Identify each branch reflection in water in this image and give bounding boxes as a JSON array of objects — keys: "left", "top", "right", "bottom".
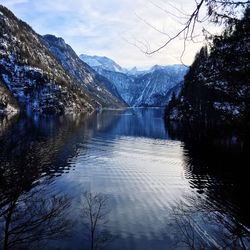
[
  {"left": 81, "top": 191, "right": 113, "bottom": 250},
  {"left": 169, "top": 197, "right": 250, "bottom": 250},
  {"left": 166, "top": 121, "right": 250, "bottom": 250},
  {"left": 0, "top": 109, "right": 249, "bottom": 249},
  {"left": 0, "top": 180, "right": 73, "bottom": 250},
  {"left": 0, "top": 112, "right": 119, "bottom": 250}
]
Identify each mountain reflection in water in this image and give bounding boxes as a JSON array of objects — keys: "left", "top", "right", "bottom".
[{"left": 0, "top": 109, "right": 249, "bottom": 250}]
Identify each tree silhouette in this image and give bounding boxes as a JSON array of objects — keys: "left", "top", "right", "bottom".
[
  {"left": 170, "top": 198, "right": 250, "bottom": 249},
  {"left": 0, "top": 183, "right": 73, "bottom": 250},
  {"left": 81, "top": 192, "right": 113, "bottom": 250}
]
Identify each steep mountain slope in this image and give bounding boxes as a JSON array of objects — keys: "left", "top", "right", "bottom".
[
  {"left": 0, "top": 5, "right": 94, "bottom": 114},
  {"left": 94, "top": 73, "right": 125, "bottom": 102},
  {"left": 0, "top": 5, "right": 124, "bottom": 115},
  {"left": 42, "top": 35, "right": 126, "bottom": 109},
  {"left": 165, "top": 8, "right": 250, "bottom": 125},
  {"left": 0, "top": 80, "right": 19, "bottom": 116},
  {"left": 80, "top": 54, "right": 187, "bottom": 107},
  {"left": 92, "top": 68, "right": 138, "bottom": 105}
]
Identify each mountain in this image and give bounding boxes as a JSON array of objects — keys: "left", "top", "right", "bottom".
[
  {"left": 133, "top": 66, "right": 187, "bottom": 107},
  {"left": 80, "top": 54, "right": 187, "bottom": 107},
  {"left": 165, "top": 8, "right": 250, "bottom": 126},
  {"left": 0, "top": 5, "right": 125, "bottom": 115},
  {"left": 91, "top": 68, "right": 137, "bottom": 105},
  {"left": 94, "top": 73, "right": 125, "bottom": 103},
  {"left": 79, "top": 54, "right": 125, "bottom": 73},
  {"left": 127, "top": 67, "right": 139, "bottom": 76},
  {"left": 42, "top": 35, "right": 127, "bottom": 108}
]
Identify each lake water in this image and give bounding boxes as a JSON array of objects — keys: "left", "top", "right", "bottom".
[{"left": 0, "top": 108, "right": 249, "bottom": 250}]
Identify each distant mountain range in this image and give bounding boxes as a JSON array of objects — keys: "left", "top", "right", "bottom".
[{"left": 80, "top": 54, "right": 188, "bottom": 107}]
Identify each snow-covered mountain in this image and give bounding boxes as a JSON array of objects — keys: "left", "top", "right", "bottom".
[
  {"left": 133, "top": 67, "right": 187, "bottom": 107},
  {"left": 79, "top": 54, "right": 125, "bottom": 73},
  {"left": 80, "top": 55, "right": 188, "bottom": 107},
  {"left": 0, "top": 5, "right": 125, "bottom": 115},
  {"left": 94, "top": 69, "right": 138, "bottom": 105}
]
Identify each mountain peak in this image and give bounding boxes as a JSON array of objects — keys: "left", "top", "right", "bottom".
[
  {"left": 130, "top": 66, "right": 138, "bottom": 72},
  {"left": 43, "top": 34, "right": 67, "bottom": 49},
  {"left": 79, "top": 54, "right": 124, "bottom": 73},
  {"left": 150, "top": 65, "right": 165, "bottom": 71}
]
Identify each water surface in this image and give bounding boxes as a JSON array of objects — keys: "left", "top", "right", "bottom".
[{"left": 0, "top": 109, "right": 249, "bottom": 249}]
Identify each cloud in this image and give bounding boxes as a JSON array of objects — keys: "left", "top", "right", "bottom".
[
  {"left": 0, "top": 0, "right": 218, "bottom": 68},
  {"left": 1, "top": 0, "right": 28, "bottom": 5}
]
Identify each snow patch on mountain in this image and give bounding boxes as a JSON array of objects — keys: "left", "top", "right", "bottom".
[{"left": 0, "top": 80, "right": 19, "bottom": 116}]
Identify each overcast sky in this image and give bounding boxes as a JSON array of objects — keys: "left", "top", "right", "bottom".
[{"left": 1, "top": 0, "right": 219, "bottom": 68}]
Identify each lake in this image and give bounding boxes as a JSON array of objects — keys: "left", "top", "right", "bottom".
[{"left": 0, "top": 108, "right": 249, "bottom": 250}]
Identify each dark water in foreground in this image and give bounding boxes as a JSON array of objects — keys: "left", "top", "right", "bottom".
[{"left": 0, "top": 108, "right": 249, "bottom": 250}]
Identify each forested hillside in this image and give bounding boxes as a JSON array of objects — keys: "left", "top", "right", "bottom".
[{"left": 165, "top": 8, "right": 250, "bottom": 126}]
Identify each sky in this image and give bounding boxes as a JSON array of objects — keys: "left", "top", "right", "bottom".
[{"left": 0, "top": 0, "right": 220, "bottom": 68}]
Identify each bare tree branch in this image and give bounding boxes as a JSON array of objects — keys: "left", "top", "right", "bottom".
[
  {"left": 148, "top": 0, "right": 189, "bottom": 20},
  {"left": 134, "top": 12, "right": 171, "bottom": 37},
  {"left": 145, "top": 0, "right": 206, "bottom": 55},
  {"left": 130, "top": 0, "right": 249, "bottom": 62},
  {"left": 81, "top": 192, "right": 113, "bottom": 250}
]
